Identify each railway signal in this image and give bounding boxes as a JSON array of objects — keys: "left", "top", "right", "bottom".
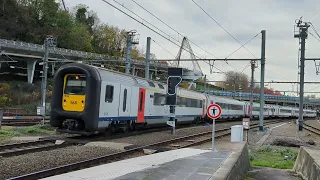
[
  {"left": 166, "top": 68, "right": 182, "bottom": 135},
  {"left": 167, "top": 76, "right": 182, "bottom": 96},
  {"left": 206, "top": 103, "right": 222, "bottom": 151}
]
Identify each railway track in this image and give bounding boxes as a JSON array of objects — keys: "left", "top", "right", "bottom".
[
  {"left": 303, "top": 122, "right": 320, "bottom": 135},
  {"left": 45, "top": 119, "right": 279, "bottom": 145},
  {"left": 1, "top": 116, "right": 50, "bottom": 126},
  {"left": 1, "top": 119, "right": 50, "bottom": 126},
  {"left": 0, "top": 139, "right": 75, "bottom": 157},
  {"left": 8, "top": 119, "right": 284, "bottom": 180}
]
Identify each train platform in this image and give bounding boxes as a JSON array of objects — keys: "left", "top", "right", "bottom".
[{"left": 41, "top": 141, "right": 249, "bottom": 180}]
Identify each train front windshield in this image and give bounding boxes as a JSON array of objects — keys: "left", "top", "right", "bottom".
[{"left": 64, "top": 75, "right": 86, "bottom": 95}]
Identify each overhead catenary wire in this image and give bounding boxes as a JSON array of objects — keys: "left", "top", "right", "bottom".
[
  {"left": 103, "top": 0, "right": 290, "bottom": 92},
  {"left": 152, "top": 39, "right": 176, "bottom": 58},
  {"left": 131, "top": 0, "right": 262, "bottom": 75},
  {"left": 101, "top": 0, "right": 227, "bottom": 74},
  {"left": 131, "top": 0, "right": 219, "bottom": 59},
  {"left": 191, "top": 0, "right": 257, "bottom": 58},
  {"left": 112, "top": 0, "right": 179, "bottom": 43},
  {"left": 131, "top": 0, "right": 260, "bottom": 75}
]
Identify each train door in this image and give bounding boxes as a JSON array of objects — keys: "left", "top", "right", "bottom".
[
  {"left": 273, "top": 107, "right": 276, "bottom": 117},
  {"left": 202, "top": 98, "right": 206, "bottom": 118},
  {"left": 118, "top": 85, "right": 131, "bottom": 117},
  {"left": 137, "top": 88, "right": 146, "bottom": 123},
  {"left": 99, "top": 81, "right": 120, "bottom": 118}
]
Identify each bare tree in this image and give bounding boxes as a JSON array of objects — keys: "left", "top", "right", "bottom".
[{"left": 222, "top": 71, "right": 249, "bottom": 92}]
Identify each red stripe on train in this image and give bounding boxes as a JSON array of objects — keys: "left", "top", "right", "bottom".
[{"left": 137, "top": 88, "right": 146, "bottom": 123}]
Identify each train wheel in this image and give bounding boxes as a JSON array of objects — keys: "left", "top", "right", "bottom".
[
  {"left": 130, "top": 120, "right": 135, "bottom": 130},
  {"left": 105, "top": 122, "right": 115, "bottom": 136},
  {"left": 123, "top": 121, "right": 132, "bottom": 134}
]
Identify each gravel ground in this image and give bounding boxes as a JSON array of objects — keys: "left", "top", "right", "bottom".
[
  {"left": 0, "top": 119, "right": 287, "bottom": 180},
  {"left": 262, "top": 120, "right": 320, "bottom": 148},
  {"left": 191, "top": 121, "right": 290, "bottom": 150},
  {"left": 0, "top": 145, "right": 121, "bottom": 180},
  {"left": 109, "top": 121, "right": 243, "bottom": 146},
  {"left": 305, "top": 119, "right": 320, "bottom": 130}
]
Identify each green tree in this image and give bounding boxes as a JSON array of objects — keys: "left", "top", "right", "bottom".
[
  {"left": 67, "top": 23, "right": 93, "bottom": 52},
  {"left": 92, "top": 24, "right": 126, "bottom": 57},
  {"left": 0, "top": 83, "right": 12, "bottom": 106},
  {"left": 74, "top": 4, "right": 98, "bottom": 34}
]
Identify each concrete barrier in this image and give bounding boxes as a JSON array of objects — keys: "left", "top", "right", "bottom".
[
  {"left": 293, "top": 146, "right": 320, "bottom": 180},
  {"left": 212, "top": 142, "right": 250, "bottom": 180}
]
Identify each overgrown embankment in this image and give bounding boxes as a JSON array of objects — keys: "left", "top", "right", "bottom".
[{"left": 0, "top": 80, "right": 53, "bottom": 114}]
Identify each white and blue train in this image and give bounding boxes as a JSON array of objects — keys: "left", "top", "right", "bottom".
[{"left": 50, "top": 63, "right": 317, "bottom": 135}]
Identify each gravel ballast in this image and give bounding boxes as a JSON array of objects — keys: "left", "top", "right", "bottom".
[
  {"left": 109, "top": 121, "right": 243, "bottom": 146},
  {"left": 0, "top": 119, "right": 278, "bottom": 179},
  {"left": 0, "top": 146, "right": 121, "bottom": 180},
  {"left": 261, "top": 120, "right": 320, "bottom": 148}
]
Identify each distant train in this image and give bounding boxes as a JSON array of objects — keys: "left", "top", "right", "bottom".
[{"left": 50, "top": 63, "right": 317, "bottom": 135}]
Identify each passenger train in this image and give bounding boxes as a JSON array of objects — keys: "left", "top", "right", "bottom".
[{"left": 50, "top": 63, "right": 317, "bottom": 135}]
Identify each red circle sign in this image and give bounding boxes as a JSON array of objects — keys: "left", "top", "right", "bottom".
[{"left": 207, "top": 104, "right": 222, "bottom": 119}]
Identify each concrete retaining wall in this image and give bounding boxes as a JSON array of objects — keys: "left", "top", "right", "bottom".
[
  {"left": 212, "top": 142, "right": 250, "bottom": 180},
  {"left": 293, "top": 146, "right": 320, "bottom": 180}
]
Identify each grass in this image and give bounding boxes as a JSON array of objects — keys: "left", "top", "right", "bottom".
[
  {"left": 249, "top": 145, "right": 299, "bottom": 169},
  {"left": 0, "top": 124, "right": 56, "bottom": 143}
]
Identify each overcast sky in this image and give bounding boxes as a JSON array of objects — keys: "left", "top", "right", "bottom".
[{"left": 65, "top": 0, "right": 320, "bottom": 97}]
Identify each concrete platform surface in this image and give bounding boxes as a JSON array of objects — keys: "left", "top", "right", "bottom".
[
  {"left": 293, "top": 146, "right": 320, "bottom": 180},
  {"left": 41, "top": 142, "right": 249, "bottom": 180},
  {"left": 41, "top": 148, "right": 211, "bottom": 180}
]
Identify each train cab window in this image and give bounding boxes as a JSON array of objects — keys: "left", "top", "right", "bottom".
[
  {"left": 123, "top": 89, "right": 127, "bottom": 112},
  {"left": 105, "top": 85, "right": 114, "bottom": 103},
  {"left": 64, "top": 75, "right": 86, "bottom": 95}
]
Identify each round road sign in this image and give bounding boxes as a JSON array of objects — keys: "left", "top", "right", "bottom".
[{"left": 207, "top": 104, "right": 222, "bottom": 119}]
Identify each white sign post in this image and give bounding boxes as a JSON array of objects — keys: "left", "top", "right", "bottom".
[
  {"left": 207, "top": 103, "right": 222, "bottom": 151},
  {"left": 243, "top": 118, "right": 250, "bottom": 142}
]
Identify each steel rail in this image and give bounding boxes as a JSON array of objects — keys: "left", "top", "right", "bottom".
[{"left": 7, "top": 120, "right": 284, "bottom": 180}]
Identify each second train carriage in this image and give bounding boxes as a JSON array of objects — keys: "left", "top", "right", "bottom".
[{"left": 50, "top": 63, "right": 317, "bottom": 135}]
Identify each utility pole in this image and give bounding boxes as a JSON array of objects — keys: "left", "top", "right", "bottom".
[
  {"left": 259, "top": 30, "right": 266, "bottom": 131},
  {"left": 250, "top": 60, "right": 255, "bottom": 121},
  {"left": 125, "top": 30, "right": 139, "bottom": 74},
  {"left": 145, "top": 37, "right": 151, "bottom": 79},
  {"left": 294, "top": 19, "right": 310, "bottom": 131},
  {"left": 204, "top": 75, "right": 207, "bottom": 90},
  {"left": 41, "top": 35, "right": 56, "bottom": 120}
]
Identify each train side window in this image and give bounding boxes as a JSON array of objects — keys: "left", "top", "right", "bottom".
[
  {"left": 147, "top": 81, "right": 155, "bottom": 87},
  {"left": 154, "top": 93, "right": 166, "bottom": 106},
  {"left": 158, "top": 84, "right": 164, "bottom": 89},
  {"left": 105, "top": 85, "right": 114, "bottom": 103},
  {"left": 123, "top": 89, "right": 127, "bottom": 112},
  {"left": 139, "top": 91, "right": 144, "bottom": 111}
]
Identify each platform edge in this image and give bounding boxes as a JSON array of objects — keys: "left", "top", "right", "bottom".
[{"left": 211, "top": 142, "right": 250, "bottom": 180}]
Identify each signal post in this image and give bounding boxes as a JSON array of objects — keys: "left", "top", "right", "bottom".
[
  {"left": 166, "top": 68, "right": 182, "bottom": 135},
  {"left": 206, "top": 103, "right": 222, "bottom": 151}
]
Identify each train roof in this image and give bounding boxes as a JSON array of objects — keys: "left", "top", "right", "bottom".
[{"left": 83, "top": 63, "right": 206, "bottom": 95}]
